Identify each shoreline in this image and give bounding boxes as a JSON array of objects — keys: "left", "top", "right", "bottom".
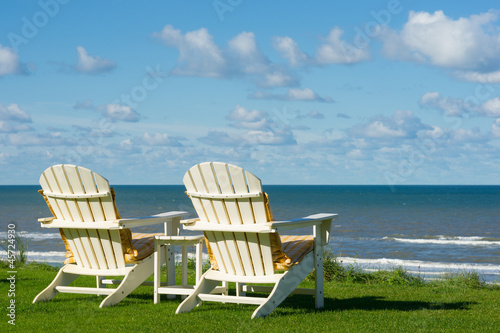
[
  {"left": 338, "top": 256, "right": 500, "bottom": 284},
  {"left": 4, "top": 250, "right": 498, "bottom": 284}
]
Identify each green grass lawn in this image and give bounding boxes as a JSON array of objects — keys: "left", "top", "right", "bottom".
[{"left": 1, "top": 262, "right": 499, "bottom": 332}]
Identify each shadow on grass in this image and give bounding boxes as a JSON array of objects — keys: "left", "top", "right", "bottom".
[
  {"left": 27, "top": 283, "right": 475, "bottom": 315},
  {"left": 280, "top": 294, "right": 475, "bottom": 313},
  {"left": 327, "top": 296, "right": 473, "bottom": 311}
]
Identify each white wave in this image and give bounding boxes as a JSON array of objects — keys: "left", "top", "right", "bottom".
[
  {"left": 337, "top": 256, "right": 500, "bottom": 282},
  {"left": 0, "top": 250, "right": 211, "bottom": 264},
  {"left": 0, "top": 250, "right": 66, "bottom": 263},
  {"left": 384, "top": 236, "right": 500, "bottom": 246},
  {"left": 22, "top": 232, "right": 61, "bottom": 240},
  {"left": 26, "top": 251, "right": 66, "bottom": 258},
  {"left": 338, "top": 257, "right": 499, "bottom": 270},
  {"left": 0, "top": 231, "right": 61, "bottom": 240}
]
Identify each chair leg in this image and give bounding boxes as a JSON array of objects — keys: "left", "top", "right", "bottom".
[
  {"left": 195, "top": 241, "right": 202, "bottom": 282},
  {"left": 154, "top": 239, "right": 162, "bottom": 304},
  {"left": 251, "top": 252, "right": 315, "bottom": 319},
  {"left": 314, "top": 243, "right": 324, "bottom": 309},
  {"left": 96, "top": 276, "right": 105, "bottom": 296},
  {"left": 166, "top": 244, "right": 176, "bottom": 300},
  {"left": 33, "top": 265, "right": 79, "bottom": 303},
  {"left": 182, "top": 245, "right": 188, "bottom": 285},
  {"left": 221, "top": 281, "right": 229, "bottom": 295},
  {"left": 236, "top": 283, "right": 245, "bottom": 297},
  {"left": 176, "top": 271, "right": 220, "bottom": 314},
  {"left": 96, "top": 276, "right": 105, "bottom": 288},
  {"left": 100, "top": 257, "right": 153, "bottom": 308}
]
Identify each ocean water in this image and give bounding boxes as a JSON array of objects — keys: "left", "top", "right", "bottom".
[{"left": 1, "top": 185, "right": 499, "bottom": 283}]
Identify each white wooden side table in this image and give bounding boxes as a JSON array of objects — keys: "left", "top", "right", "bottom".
[{"left": 153, "top": 235, "right": 204, "bottom": 303}]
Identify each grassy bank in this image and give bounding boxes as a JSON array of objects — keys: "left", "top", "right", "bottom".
[{"left": 1, "top": 259, "right": 499, "bottom": 332}]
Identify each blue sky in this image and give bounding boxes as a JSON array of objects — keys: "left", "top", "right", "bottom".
[{"left": 1, "top": 0, "right": 500, "bottom": 185}]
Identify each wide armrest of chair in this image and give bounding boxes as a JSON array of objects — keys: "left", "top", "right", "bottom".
[
  {"left": 39, "top": 211, "right": 187, "bottom": 230},
  {"left": 118, "top": 211, "right": 187, "bottom": 228},
  {"left": 268, "top": 213, "right": 337, "bottom": 232},
  {"left": 182, "top": 220, "right": 276, "bottom": 233},
  {"left": 39, "top": 217, "right": 56, "bottom": 224},
  {"left": 181, "top": 213, "right": 337, "bottom": 238},
  {"left": 270, "top": 213, "right": 337, "bottom": 246}
]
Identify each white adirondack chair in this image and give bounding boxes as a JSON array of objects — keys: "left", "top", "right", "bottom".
[
  {"left": 176, "top": 162, "right": 337, "bottom": 318},
  {"left": 32, "top": 164, "right": 188, "bottom": 307}
]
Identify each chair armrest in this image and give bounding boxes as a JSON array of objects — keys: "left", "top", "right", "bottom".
[
  {"left": 39, "top": 217, "right": 56, "bottom": 224},
  {"left": 269, "top": 213, "right": 337, "bottom": 232},
  {"left": 39, "top": 211, "right": 187, "bottom": 230},
  {"left": 117, "top": 211, "right": 187, "bottom": 228},
  {"left": 270, "top": 213, "right": 337, "bottom": 246},
  {"left": 40, "top": 219, "right": 120, "bottom": 229},
  {"left": 181, "top": 213, "right": 338, "bottom": 241},
  {"left": 181, "top": 218, "right": 200, "bottom": 226},
  {"left": 182, "top": 221, "right": 276, "bottom": 233}
]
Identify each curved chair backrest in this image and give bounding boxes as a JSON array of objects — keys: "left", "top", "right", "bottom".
[
  {"left": 183, "top": 162, "right": 275, "bottom": 276},
  {"left": 40, "top": 164, "right": 125, "bottom": 270},
  {"left": 40, "top": 164, "right": 118, "bottom": 222}
]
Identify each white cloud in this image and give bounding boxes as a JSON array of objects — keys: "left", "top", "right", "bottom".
[
  {"left": 226, "top": 104, "right": 269, "bottom": 129},
  {"left": 308, "top": 110, "right": 325, "bottom": 119},
  {"left": 274, "top": 28, "right": 372, "bottom": 67},
  {"left": 272, "top": 36, "right": 308, "bottom": 67},
  {"left": 258, "top": 69, "right": 297, "bottom": 87},
  {"left": 227, "top": 32, "right": 297, "bottom": 87},
  {"left": 0, "top": 103, "right": 31, "bottom": 122},
  {"left": 243, "top": 130, "right": 296, "bottom": 145},
  {"left": 116, "top": 139, "right": 142, "bottom": 154},
  {"left": 346, "top": 149, "right": 369, "bottom": 160},
  {"left": 381, "top": 10, "right": 500, "bottom": 80},
  {"left": 197, "top": 130, "right": 244, "bottom": 146},
  {"left": 0, "top": 103, "right": 32, "bottom": 133},
  {"left": 364, "top": 121, "right": 406, "bottom": 138},
  {"left": 288, "top": 88, "right": 330, "bottom": 102},
  {"left": 480, "top": 97, "right": 500, "bottom": 117},
  {"left": 250, "top": 88, "right": 333, "bottom": 102},
  {"left": 491, "top": 119, "right": 500, "bottom": 137},
  {"left": 453, "top": 70, "right": 500, "bottom": 83},
  {"left": 228, "top": 32, "right": 268, "bottom": 74},
  {"left": 418, "top": 126, "right": 448, "bottom": 141},
  {"left": 420, "top": 92, "right": 500, "bottom": 118},
  {"left": 199, "top": 105, "right": 297, "bottom": 146},
  {"left": 134, "top": 132, "right": 184, "bottom": 146},
  {"left": 153, "top": 25, "right": 226, "bottom": 78},
  {"left": 232, "top": 107, "right": 297, "bottom": 145},
  {"left": 73, "top": 99, "right": 96, "bottom": 110},
  {"left": 351, "top": 110, "right": 429, "bottom": 139},
  {"left": 452, "top": 128, "right": 484, "bottom": 142},
  {"left": 154, "top": 25, "right": 371, "bottom": 88},
  {"left": 0, "top": 45, "right": 23, "bottom": 76},
  {"left": 153, "top": 25, "right": 297, "bottom": 87},
  {"left": 315, "top": 27, "right": 370, "bottom": 65},
  {"left": 227, "top": 104, "right": 266, "bottom": 122},
  {"left": 419, "top": 92, "right": 475, "bottom": 117},
  {"left": 0, "top": 121, "right": 32, "bottom": 133},
  {"left": 8, "top": 132, "right": 71, "bottom": 146},
  {"left": 75, "top": 46, "right": 116, "bottom": 74},
  {"left": 418, "top": 124, "right": 489, "bottom": 146},
  {"left": 102, "top": 104, "right": 140, "bottom": 122}
]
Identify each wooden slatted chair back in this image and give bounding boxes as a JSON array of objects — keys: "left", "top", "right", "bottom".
[
  {"left": 184, "top": 162, "right": 275, "bottom": 276},
  {"left": 40, "top": 164, "right": 125, "bottom": 270}
]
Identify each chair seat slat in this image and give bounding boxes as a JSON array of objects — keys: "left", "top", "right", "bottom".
[
  {"left": 186, "top": 191, "right": 262, "bottom": 199},
  {"left": 43, "top": 191, "right": 111, "bottom": 199}
]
